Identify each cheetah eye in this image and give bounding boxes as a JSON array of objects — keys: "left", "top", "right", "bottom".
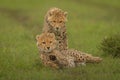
[
  {"left": 53, "top": 21, "right": 56, "bottom": 23},
  {"left": 42, "top": 42, "right": 46, "bottom": 44},
  {"left": 59, "top": 21, "right": 62, "bottom": 23},
  {"left": 50, "top": 41, "right": 52, "bottom": 43}
]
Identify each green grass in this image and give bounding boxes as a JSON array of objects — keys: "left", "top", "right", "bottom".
[{"left": 0, "top": 0, "right": 120, "bottom": 80}]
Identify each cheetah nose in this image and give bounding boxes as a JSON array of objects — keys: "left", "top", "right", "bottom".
[
  {"left": 56, "top": 27, "right": 59, "bottom": 30},
  {"left": 47, "top": 47, "right": 50, "bottom": 50}
]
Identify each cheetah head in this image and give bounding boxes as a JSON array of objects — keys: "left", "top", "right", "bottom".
[
  {"left": 46, "top": 7, "right": 67, "bottom": 32},
  {"left": 36, "top": 33, "right": 57, "bottom": 53}
]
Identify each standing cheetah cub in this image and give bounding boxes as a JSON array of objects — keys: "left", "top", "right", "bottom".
[
  {"left": 36, "top": 33, "right": 76, "bottom": 68},
  {"left": 43, "top": 7, "right": 68, "bottom": 51}
]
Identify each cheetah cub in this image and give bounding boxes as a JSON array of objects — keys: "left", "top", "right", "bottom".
[
  {"left": 43, "top": 7, "right": 68, "bottom": 51},
  {"left": 36, "top": 33, "right": 76, "bottom": 69},
  {"left": 36, "top": 33, "right": 102, "bottom": 68}
]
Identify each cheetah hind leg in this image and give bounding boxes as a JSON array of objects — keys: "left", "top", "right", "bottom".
[{"left": 67, "top": 56, "right": 76, "bottom": 68}]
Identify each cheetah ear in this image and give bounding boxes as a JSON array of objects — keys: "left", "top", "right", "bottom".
[
  {"left": 36, "top": 35, "right": 40, "bottom": 40},
  {"left": 64, "top": 12, "right": 68, "bottom": 22},
  {"left": 47, "top": 11, "right": 53, "bottom": 21},
  {"left": 47, "top": 16, "right": 52, "bottom": 21},
  {"left": 64, "top": 11, "right": 68, "bottom": 17},
  {"left": 49, "top": 12, "right": 52, "bottom": 16},
  {"left": 49, "top": 10, "right": 54, "bottom": 16},
  {"left": 50, "top": 33, "right": 55, "bottom": 38}
]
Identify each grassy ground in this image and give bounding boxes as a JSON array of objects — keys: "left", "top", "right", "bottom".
[{"left": 0, "top": 0, "right": 120, "bottom": 80}]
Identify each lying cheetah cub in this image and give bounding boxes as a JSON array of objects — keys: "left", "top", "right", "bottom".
[
  {"left": 43, "top": 7, "right": 68, "bottom": 51},
  {"left": 36, "top": 33, "right": 76, "bottom": 68},
  {"left": 36, "top": 33, "right": 102, "bottom": 68}
]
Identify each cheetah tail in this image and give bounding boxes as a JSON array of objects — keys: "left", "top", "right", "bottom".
[{"left": 85, "top": 54, "right": 102, "bottom": 63}]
